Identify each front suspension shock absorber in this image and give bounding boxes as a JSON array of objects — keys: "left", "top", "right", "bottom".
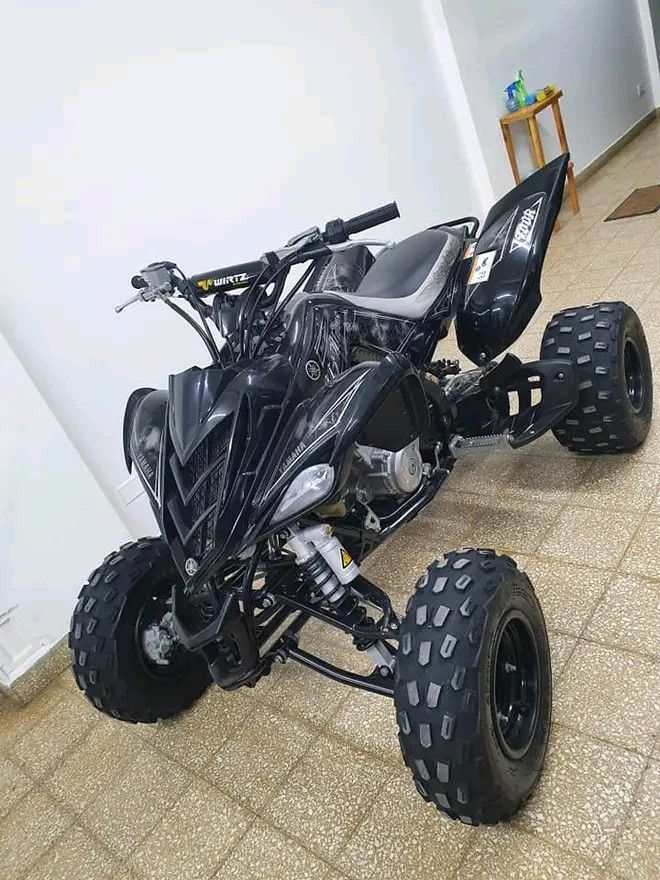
[
  {"left": 298, "top": 552, "right": 346, "bottom": 605},
  {"left": 287, "top": 524, "right": 368, "bottom": 626},
  {"left": 287, "top": 524, "right": 395, "bottom": 671}
]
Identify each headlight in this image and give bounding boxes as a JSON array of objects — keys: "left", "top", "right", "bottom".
[{"left": 271, "top": 464, "right": 335, "bottom": 524}]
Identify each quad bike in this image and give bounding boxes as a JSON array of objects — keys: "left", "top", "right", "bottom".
[{"left": 70, "top": 154, "right": 653, "bottom": 825}]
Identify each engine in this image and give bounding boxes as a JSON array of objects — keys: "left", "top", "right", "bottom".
[{"left": 352, "top": 438, "right": 423, "bottom": 503}]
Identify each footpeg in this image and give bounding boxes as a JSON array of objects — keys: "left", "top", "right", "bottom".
[{"left": 449, "top": 433, "right": 513, "bottom": 457}]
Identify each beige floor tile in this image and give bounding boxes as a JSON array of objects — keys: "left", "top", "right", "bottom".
[
  {"left": 205, "top": 703, "right": 316, "bottom": 811},
  {"left": 513, "top": 428, "right": 575, "bottom": 460},
  {"left": 405, "top": 518, "right": 479, "bottom": 561},
  {"left": 456, "top": 825, "right": 603, "bottom": 880},
  {"left": 520, "top": 558, "right": 610, "bottom": 635},
  {"left": 555, "top": 642, "right": 659, "bottom": 754},
  {"left": 548, "top": 630, "right": 577, "bottom": 679},
  {"left": 0, "top": 788, "right": 71, "bottom": 878},
  {"left": 608, "top": 759, "right": 660, "bottom": 880},
  {"left": 616, "top": 265, "right": 660, "bottom": 287},
  {"left": 537, "top": 505, "right": 643, "bottom": 568},
  {"left": 446, "top": 453, "right": 517, "bottom": 496},
  {"left": 620, "top": 513, "right": 660, "bottom": 580},
  {"left": 466, "top": 494, "right": 561, "bottom": 555},
  {"left": 516, "top": 728, "right": 646, "bottom": 865},
  {"left": 56, "top": 667, "right": 78, "bottom": 693},
  {"left": 10, "top": 690, "right": 100, "bottom": 779},
  {"left": 571, "top": 457, "right": 660, "bottom": 511},
  {"left": 651, "top": 487, "right": 660, "bottom": 515},
  {"left": 504, "top": 453, "right": 591, "bottom": 505},
  {"left": 297, "top": 619, "right": 373, "bottom": 675},
  {"left": 604, "top": 280, "right": 655, "bottom": 309},
  {"left": 0, "top": 682, "right": 67, "bottom": 755},
  {"left": 643, "top": 280, "right": 660, "bottom": 304},
  {"left": 262, "top": 659, "right": 351, "bottom": 728},
  {"left": 129, "top": 778, "right": 251, "bottom": 880},
  {"left": 27, "top": 825, "right": 120, "bottom": 880},
  {"left": 327, "top": 687, "right": 401, "bottom": 766},
  {"left": 417, "top": 488, "right": 491, "bottom": 528},
  {"left": 264, "top": 735, "right": 386, "bottom": 861},
  {"left": 0, "top": 755, "right": 33, "bottom": 820},
  {"left": 8, "top": 640, "right": 70, "bottom": 707},
  {"left": 134, "top": 686, "right": 251, "bottom": 772},
  {"left": 214, "top": 820, "right": 332, "bottom": 880},
  {"left": 337, "top": 768, "right": 474, "bottom": 880},
  {"left": 583, "top": 573, "right": 660, "bottom": 658},
  {"left": 44, "top": 719, "right": 143, "bottom": 814},
  {"left": 81, "top": 746, "right": 194, "bottom": 858}
]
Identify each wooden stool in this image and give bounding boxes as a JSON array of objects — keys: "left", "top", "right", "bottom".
[{"left": 499, "top": 89, "right": 580, "bottom": 214}]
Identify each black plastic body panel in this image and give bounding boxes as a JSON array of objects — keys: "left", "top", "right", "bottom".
[
  {"left": 122, "top": 387, "right": 154, "bottom": 472},
  {"left": 456, "top": 154, "right": 569, "bottom": 364},
  {"left": 128, "top": 390, "right": 168, "bottom": 499},
  {"left": 126, "top": 294, "right": 428, "bottom": 586},
  {"left": 304, "top": 245, "right": 374, "bottom": 293}
]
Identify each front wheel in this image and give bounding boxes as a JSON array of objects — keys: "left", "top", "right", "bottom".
[
  {"left": 394, "top": 548, "right": 551, "bottom": 825},
  {"left": 69, "top": 538, "right": 210, "bottom": 723}
]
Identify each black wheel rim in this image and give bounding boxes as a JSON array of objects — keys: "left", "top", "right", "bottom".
[
  {"left": 492, "top": 612, "right": 540, "bottom": 759},
  {"left": 624, "top": 338, "right": 645, "bottom": 414},
  {"left": 134, "top": 589, "right": 191, "bottom": 680}
]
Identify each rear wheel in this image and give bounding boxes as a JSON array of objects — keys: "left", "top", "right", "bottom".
[
  {"left": 69, "top": 538, "right": 210, "bottom": 723},
  {"left": 540, "top": 301, "right": 652, "bottom": 452},
  {"left": 394, "top": 548, "right": 551, "bottom": 825}
]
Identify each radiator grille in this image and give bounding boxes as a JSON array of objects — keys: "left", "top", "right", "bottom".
[{"left": 167, "top": 427, "right": 230, "bottom": 562}]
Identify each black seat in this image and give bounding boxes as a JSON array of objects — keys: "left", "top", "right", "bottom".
[{"left": 338, "top": 228, "right": 463, "bottom": 319}]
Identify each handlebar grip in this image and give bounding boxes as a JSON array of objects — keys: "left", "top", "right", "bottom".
[{"left": 343, "top": 202, "right": 400, "bottom": 236}]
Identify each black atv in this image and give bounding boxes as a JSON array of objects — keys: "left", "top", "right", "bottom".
[{"left": 70, "top": 154, "right": 653, "bottom": 826}]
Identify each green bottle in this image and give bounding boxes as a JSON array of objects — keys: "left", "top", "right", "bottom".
[{"left": 515, "top": 69, "right": 528, "bottom": 107}]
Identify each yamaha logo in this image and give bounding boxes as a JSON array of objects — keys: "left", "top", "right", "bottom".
[
  {"left": 305, "top": 360, "right": 322, "bottom": 381},
  {"left": 185, "top": 557, "right": 199, "bottom": 576}
]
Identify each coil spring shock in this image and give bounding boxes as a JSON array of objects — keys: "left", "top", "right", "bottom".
[{"left": 298, "top": 554, "right": 370, "bottom": 632}]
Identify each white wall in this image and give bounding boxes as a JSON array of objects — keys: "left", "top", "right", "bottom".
[
  {"left": 0, "top": 333, "right": 129, "bottom": 684},
  {"left": 641, "top": 0, "right": 660, "bottom": 104},
  {"left": 442, "top": 0, "right": 656, "bottom": 196},
  {"left": 0, "top": 0, "right": 488, "bottom": 537}
]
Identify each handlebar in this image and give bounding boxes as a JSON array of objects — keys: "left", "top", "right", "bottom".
[
  {"left": 342, "top": 202, "right": 400, "bottom": 236},
  {"left": 119, "top": 201, "right": 400, "bottom": 310},
  {"left": 322, "top": 201, "right": 399, "bottom": 245}
]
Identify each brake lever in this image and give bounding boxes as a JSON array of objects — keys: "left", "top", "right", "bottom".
[
  {"left": 115, "top": 291, "right": 146, "bottom": 313},
  {"left": 114, "top": 282, "right": 174, "bottom": 313}
]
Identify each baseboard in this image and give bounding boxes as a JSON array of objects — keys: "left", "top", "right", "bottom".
[
  {"left": 575, "top": 108, "right": 660, "bottom": 186},
  {"left": 0, "top": 636, "right": 69, "bottom": 706}
]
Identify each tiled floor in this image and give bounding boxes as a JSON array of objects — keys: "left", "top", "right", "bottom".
[{"left": 1, "top": 121, "right": 659, "bottom": 880}]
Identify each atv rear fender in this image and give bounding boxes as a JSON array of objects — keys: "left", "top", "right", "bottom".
[{"left": 456, "top": 154, "right": 569, "bottom": 365}]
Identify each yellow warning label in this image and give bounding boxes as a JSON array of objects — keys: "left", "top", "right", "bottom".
[{"left": 340, "top": 548, "right": 352, "bottom": 569}]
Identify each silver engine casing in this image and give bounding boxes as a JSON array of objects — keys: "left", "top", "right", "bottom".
[{"left": 354, "top": 437, "right": 423, "bottom": 502}]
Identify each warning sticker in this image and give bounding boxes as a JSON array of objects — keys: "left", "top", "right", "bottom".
[
  {"left": 340, "top": 548, "right": 353, "bottom": 569},
  {"left": 463, "top": 241, "right": 476, "bottom": 260},
  {"left": 468, "top": 249, "right": 497, "bottom": 285}
]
